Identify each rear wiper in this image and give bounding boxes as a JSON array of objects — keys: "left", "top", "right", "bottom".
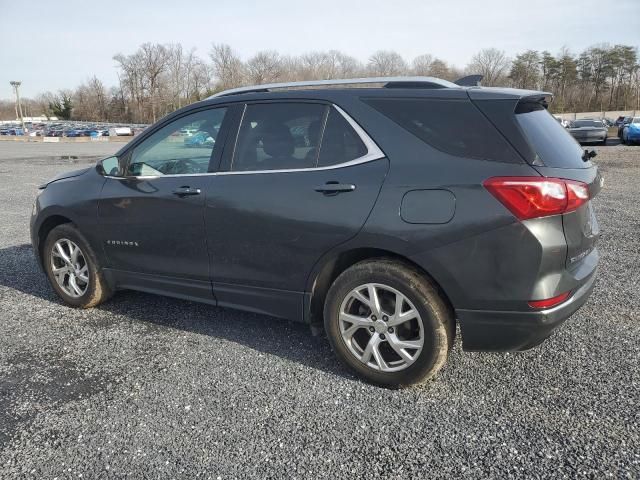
[{"left": 582, "top": 149, "right": 597, "bottom": 162}]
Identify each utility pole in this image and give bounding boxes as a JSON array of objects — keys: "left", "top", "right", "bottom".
[{"left": 9, "top": 81, "right": 26, "bottom": 133}]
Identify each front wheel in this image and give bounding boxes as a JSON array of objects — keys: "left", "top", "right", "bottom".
[
  {"left": 43, "top": 224, "right": 113, "bottom": 308},
  {"left": 324, "top": 259, "right": 454, "bottom": 388}
]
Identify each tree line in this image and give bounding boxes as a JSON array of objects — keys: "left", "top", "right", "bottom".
[{"left": 1, "top": 42, "right": 638, "bottom": 123}]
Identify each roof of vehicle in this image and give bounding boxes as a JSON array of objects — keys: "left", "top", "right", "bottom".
[{"left": 202, "top": 77, "right": 552, "bottom": 104}]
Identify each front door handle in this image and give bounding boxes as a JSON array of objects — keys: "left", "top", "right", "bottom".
[
  {"left": 172, "top": 186, "right": 201, "bottom": 197},
  {"left": 314, "top": 182, "right": 356, "bottom": 195}
]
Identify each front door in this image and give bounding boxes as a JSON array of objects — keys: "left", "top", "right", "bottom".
[
  {"left": 98, "top": 106, "right": 228, "bottom": 299},
  {"left": 205, "top": 102, "right": 389, "bottom": 318}
]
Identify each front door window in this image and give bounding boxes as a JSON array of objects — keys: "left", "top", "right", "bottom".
[{"left": 127, "top": 108, "right": 227, "bottom": 176}]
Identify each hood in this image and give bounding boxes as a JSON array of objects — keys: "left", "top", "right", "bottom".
[{"left": 39, "top": 167, "right": 91, "bottom": 189}]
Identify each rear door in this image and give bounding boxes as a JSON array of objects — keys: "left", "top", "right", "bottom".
[
  {"left": 514, "top": 105, "right": 602, "bottom": 267},
  {"left": 205, "top": 101, "right": 389, "bottom": 319}
]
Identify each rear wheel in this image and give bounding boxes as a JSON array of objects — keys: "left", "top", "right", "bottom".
[
  {"left": 324, "top": 259, "right": 453, "bottom": 388},
  {"left": 44, "top": 224, "right": 113, "bottom": 308}
]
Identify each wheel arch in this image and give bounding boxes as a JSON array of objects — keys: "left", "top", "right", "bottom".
[
  {"left": 305, "top": 247, "right": 455, "bottom": 330},
  {"left": 36, "top": 214, "right": 73, "bottom": 268}
]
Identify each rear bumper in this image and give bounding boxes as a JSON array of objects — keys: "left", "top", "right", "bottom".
[
  {"left": 456, "top": 270, "right": 597, "bottom": 351},
  {"left": 572, "top": 134, "right": 607, "bottom": 143}
]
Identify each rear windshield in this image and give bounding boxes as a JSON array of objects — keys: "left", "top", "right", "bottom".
[
  {"left": 571, "top": 120, "right": 603, "bottom": 128},
  {"left": 515, "top": 106, "right": 588, "bottom": 169}
]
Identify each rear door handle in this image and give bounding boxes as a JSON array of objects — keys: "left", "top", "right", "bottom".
[
  {"left": 172, "top": 186, "right": 201, "bottom": 197},
  {"left": 314, "top": 183, "right": 356, "bottom": 194}
]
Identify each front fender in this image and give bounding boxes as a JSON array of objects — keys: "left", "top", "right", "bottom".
[{"left": 30, "top": 168, "right": 107, "bottom": 267}]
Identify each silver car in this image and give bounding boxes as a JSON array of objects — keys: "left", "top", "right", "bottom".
[{"left": 568, "top": 119, "right": 607, "bottom": 145}]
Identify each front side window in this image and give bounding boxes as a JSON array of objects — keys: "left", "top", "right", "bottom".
[
  {"left": 127, "top": 108, "right": 226, "bottom": 176},
  {"left": 232, "top": 103, "right": 326, "bottom": 172}
]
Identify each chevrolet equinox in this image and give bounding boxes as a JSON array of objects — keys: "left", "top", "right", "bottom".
[{"left": 31, "top": 77, "right": 601, "bottom": 387}]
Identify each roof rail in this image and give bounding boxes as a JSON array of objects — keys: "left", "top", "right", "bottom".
[{"left": 208, "top": 76, "right": 460, "bottom": 99}]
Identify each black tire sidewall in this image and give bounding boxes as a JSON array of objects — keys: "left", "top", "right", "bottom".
[
  {"left": 43, "top": 224, "right": 104, "bottom": 308},
  {"left": 324, "top": 260, "right": 451, "bottom": 388}
]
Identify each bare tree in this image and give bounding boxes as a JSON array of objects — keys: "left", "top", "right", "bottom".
[
  {"left": 467, "top": 48, "right": 510, "bottom": 86},
  {"left": 209, "top": 43, "right": 245, "bottom": 91},
  {"left": 246, "top": 50, "right": 282, "bottom": 85},
  {"left": 8, "top": 42, "right": 639, "bottom": 124},
  {"left": 367, "top": 50, "right": 408, "bottom": 76},
  {"left": 412, "top": 54, "right": 434, "bottom": 76}
]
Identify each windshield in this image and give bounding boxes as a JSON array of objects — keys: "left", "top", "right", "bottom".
[{"left": 516, "top": 107, "right": 588, "bottom": 169}]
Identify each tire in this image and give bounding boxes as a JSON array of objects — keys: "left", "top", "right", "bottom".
[
  {"left": 43, "top": 223, "right": 113, "bottom": 308},
  {"left": 324, "top": 259, "right": 454, "bottom": 388}
]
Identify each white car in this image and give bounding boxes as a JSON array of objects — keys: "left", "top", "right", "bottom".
[{"left": 110, "top": 126, "right": 133, "bottom": 136}]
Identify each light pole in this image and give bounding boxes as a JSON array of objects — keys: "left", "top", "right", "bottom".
[{"left": 9, "top": 81, "right": 26, "bottom": 133}]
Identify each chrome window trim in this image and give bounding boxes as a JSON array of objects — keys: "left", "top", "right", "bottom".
[
  {"left": 104, "top": 104, "right": 385, "bottom": 180},
  {"left": 225, "top": 104, "right": 384, "bottom": 175},
  {"left": 104, "top": 104, "right": 386, "bottom": 180}
]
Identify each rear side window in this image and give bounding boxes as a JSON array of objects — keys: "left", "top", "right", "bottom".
[
  {"left": 363, "top": 97, "right": 518, "bottom": 162},
  {"left": 317, "top": 108, "right": 368, "bottom": 167},
  {"left": 232, "top": 103, "right": 326, "bottom": 172},
  {"left": 515, "top": 105, "right": 587, "bottom": 169}
]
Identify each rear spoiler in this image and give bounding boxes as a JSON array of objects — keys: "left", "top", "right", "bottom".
[
  {"left": 454, "top": 75, "right": 483, "bottom": 87},
  {"left": 516, "top": 93, "right": 554, "bottom": 112}
]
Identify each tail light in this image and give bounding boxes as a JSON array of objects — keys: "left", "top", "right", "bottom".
[
  {"left": 528, "top": 291, "right": 571, "bottom": 309},
  {"left": 483, "top": 177, "right": 589, "bottom": 220}
]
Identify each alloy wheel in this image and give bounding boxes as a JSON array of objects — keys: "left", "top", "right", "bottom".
[
  {"left": 50, "top": 238, "right": 89, "bottom": 298},
  {"left": 339, "top": 283, "right": 424, "bottom": 372}
]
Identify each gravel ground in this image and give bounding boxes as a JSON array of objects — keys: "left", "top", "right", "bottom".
[{"left": 0, "top": 142, "right": 638, "bottom": 479}]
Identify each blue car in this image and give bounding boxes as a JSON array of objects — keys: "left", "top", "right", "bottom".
[
  {"left": 184, "top": 131, "right": 215, "bottom": 147},
  {"left": 622, "top": 117, "right": 640, "bottom": 145}
]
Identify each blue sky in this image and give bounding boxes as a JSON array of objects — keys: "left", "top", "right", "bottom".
[{"left": 1, "top": 0, "right": 638, "bottom": 98}]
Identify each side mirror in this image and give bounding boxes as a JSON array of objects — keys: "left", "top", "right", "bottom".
[{"left": 97, "top": 156, "right": 120, "bottom": 176}]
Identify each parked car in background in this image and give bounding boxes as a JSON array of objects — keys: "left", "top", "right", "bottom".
[
  {"left": 184, "top": 130, "right": 215, "bottom": 147},
  {"left": 31, "top": 77, "right": 601, "bottom": 387},
  {"left": 111, "top": 126, "right": 134, "bottom": 136},
  {"left": 621, "top": 117, "right": 640, "bottom": 145},
  {"left": 568, "top": 119, "right": 607, "bottom": 145},
  {"left": 618, "top": 116, "right": 632, "bottom": 139}
]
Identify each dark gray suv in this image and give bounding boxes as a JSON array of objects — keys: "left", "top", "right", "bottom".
[{"left": 30, "top": 77, "right": 600, "bottom": 387}]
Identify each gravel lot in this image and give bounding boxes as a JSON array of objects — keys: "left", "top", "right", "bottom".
[{"left": 0, "top": 142, "right": 638, "bottom": 479}]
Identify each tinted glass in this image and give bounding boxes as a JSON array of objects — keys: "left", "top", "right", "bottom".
[
  {"left": 232, "top": 103, "right": 326, "bottom": 172},
  {"left": 516, "top": 107, "right": 587, "bottom": 169},
  {"left": 572, "top": 120, "right": 602, "bottom": 128},
  {"left": 317, "top": 108, "right": 368, "bottom": 167},
  {"left": 128, "top": 108, "right": 226, "bottom": 176},
  {"left": 364, "top": 97, "right": 518, "bottom": 162}
]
